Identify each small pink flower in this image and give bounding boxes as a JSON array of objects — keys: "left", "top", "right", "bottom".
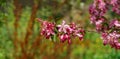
[
  {"left": 58, "top": 21, "right": 85, "bottom": 44},
  {"left": 101, "top": 31, "right": 120, "bottom": 49},
  {"left": 59, "top": 34, "right": 71, "bottom": 44},
  {"left": 111, "top": 0, "right": 120, "bottom": 15},
  {"left": 74, "top": 29, "right": 84, "bottom": 41},
  {"left": 114, "top": 20, "right": 120, "bottom": 27},
  {"left": 95, "top": 18, "right": 104, "bottom": 25},
  {"left": 70, "top": 22, "right": 77, "bottom": 30},
  {"left": 39, "top": 19, "right": 55, "bottom": 39},
  {"left": 115, "top": 43, "right": 120, "bottom": 49},
  {"left": 98, "top": 0, "right": 106, "bottom": 10},
  {"left": 111, "top": 0, "right": 117, "bottom": 6},
  {"left": 57, "top": 20, "right": 72, "bottom": 33},
  {"left": 76, "top": 33, "right": 83, "bottom": 40},
  {"left": 110, "top": 19, "right": 120, "bottom": 27}
]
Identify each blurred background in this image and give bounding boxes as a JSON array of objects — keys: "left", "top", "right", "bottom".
[{"left": 0, "top": 0, "right": 120, "bottom": 59}]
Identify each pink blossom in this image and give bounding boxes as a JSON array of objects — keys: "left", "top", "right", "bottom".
[
  {"left": 114, "top": 20, "right": 120, "bottom": 27},
  {"left": 69, "top": 23, "right": 85, "bottom": 40},
  {"left": 111, "top": 0, "right": 118, "bottom": 6},
  {"left": 57, "top": 20, "right": 72, "bottom": 33},
  {"left": 38, "top": 19, "right": 55, "bottom": 39},
  {"left": 110, "top": 19, "right": 120, "bottom": 27},
  {"left": 59, "top": 34, "right": 71, "bottom": 44},
  {"left": 101, "top": 31, "right": 120, "bottom": 49},
  {"left": 90, "top": 0, "right": 120, "bottom": 49},
  {"left": 111, "top": 0, "right": 120, "bottom": 15},
  {"left": 57, "top": 21, "right": 85, "bottom": 44},
  {"left": 75, "top": 31, "right": 84, "bottom": 40},
  {"left": 38, "top": 19, "right": 85, "bottom": 44},
  {"left": 98, "top": 0, "right": 106, "bottom": 11}
]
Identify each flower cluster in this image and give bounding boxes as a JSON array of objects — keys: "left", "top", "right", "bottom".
[
  {"left": 57, "top": 21, "right": 84, "bottom": 44},
  {"left": 38, "top": 19, "right": 85, "bottom": 44},
  {"left": 89, "top": 0, "right": 108, "bottom": 31},
  {"left": 111, "top": 0, "right": 120, "bottom": 15},
  {"left": 38, "top": 18, "right": 55, "bottom": 39},
  {"left": 89, "top": 0, "right": 120, "bottom": 49},
  {"left": 102, "top": 31, "right": 120, "bottom": 49}
]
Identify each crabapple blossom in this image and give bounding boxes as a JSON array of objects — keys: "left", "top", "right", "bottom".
[
  {"left": 111, "top": 0, "right": 120, "bottom": 15},
  {"left": 57, "top": 21, "right": 84, "bottom": 44},
  {"left": 101, "top": 31, "right": 120, "bottom": 49},
  {"left": 57, "top": 20, "right": 72, "bottom": 33},
  {"left": 59, "top": 34, "right": 71, "bottom": 44},
  {"left": 89, "top": 0, "right": 120, "bottom": 49},
  {"left": 36, "top": 0, "right": 120, "bottom": 49},
  {"left": 38, "top": 18, "right": 55, "bottom": 39},
  {"left": 38, "top": 18, "right": 85, "bottom": 44}
]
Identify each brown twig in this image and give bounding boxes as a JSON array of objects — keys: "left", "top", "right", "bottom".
[
  {"left": 21, "top": 1, "right": 38, "bottom": 59},
  {"left": 13, "top": 0, "right": 22, "bottom": 58},
  {"left": 24, "top": 3, "right": 38, "bottom": 46}
]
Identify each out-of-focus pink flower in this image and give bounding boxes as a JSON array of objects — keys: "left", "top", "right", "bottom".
[
  {"left": 38, "top": 19, "right": 85, "bottom": 44},
  {"left": 89, "top": 5, "right": 99, "bottom": 16},
  {"left": 111, "top": 0, "right": 118, "bottom": 6},
  {"left": 70, "top": 23, "right": 84, "bottom": 40},
  {"left": 101, "top": 31, "right": 120, "bottom": 49},
  {"left": 110, "top": 19, "right": 120, "bottom": 27},
  {"left": 112, "top": 7, "right": 120, "bottom": 15},
  {"left": 95, "top": 18, "right": 105, "bottom": 31},
  {"left": 59, "top": 34, "right": 71, "bottom": 44},
  {"left": 114, "top": 20, "right": 120, "bottom": 27},
  {"left": 75, "top": 30, "right": 84, "bottom": 40},
  {"left": 95, "top": 18, "right": 104, "bottom": 26},
  {"left": 57, "top": 21, "right": 85, "bottom": 44},
  {"left": 111, "top": 0, "right": 120, "bottom": 15},
  {"left": 98, "top": 0, "right": 106, "bottom": 11},
  {"left": 38, "top": 19, "right": 55, "bottom": 39},
  {"left": 70, "top": 22, "right": 77, "bottom": 30},
  {"left": 57, "top": 20, "right": 72, "bottom": 33},
  {"left": 89, "top": 0, "right": 120, "bottom": 49}
]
